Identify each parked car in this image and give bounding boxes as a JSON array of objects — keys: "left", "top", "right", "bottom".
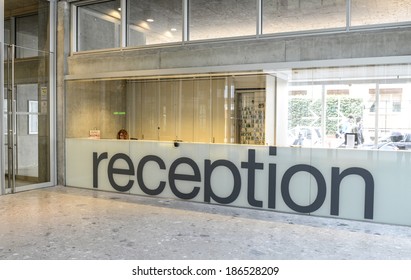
[
  {"left": 361, "top": 142, "right": 399, "bottom": 151},
  {"left": 288, "top": 126, "right": 322, "bottom": 147},
  {"left": 378, "top": 131, "right": 411, "bottom": 150},
  {"left": 393, "top": 132, "right": 411, "bottom": 150}
]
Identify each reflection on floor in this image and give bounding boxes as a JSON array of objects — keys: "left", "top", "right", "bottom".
[
  {"left": 4, "top": 175, "right": 38, "bottom": 188},
  {"left": 4, "top": 165, "right": 39, "bottom": 188}
]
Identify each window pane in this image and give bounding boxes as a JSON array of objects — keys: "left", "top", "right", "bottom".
[
  {"left": 77, "top": 0, "right": 121, "bottom": 52},
  {"left": 263, "top": 0, "right": 346, "bottom": 34},
  {"left": 285, "top": 65, "right": 411, "bottom": 150},
  {"left": 66, "top": 80, "right": 127, "bottom": 139},
  {"left": 351, "top": 0, "right": 411, "bottom": 26},
  {"left": 189, "top": 0, "right": 257, "bottom": 41},
  {"left": 288, "top": 80, "right": 323, "bottom": 147},
  {"left": 127, "top": 0, "right": 182, "bottom": 46},
  {"left": 16, "top": 15, "right": 39, "bottom": 58}
]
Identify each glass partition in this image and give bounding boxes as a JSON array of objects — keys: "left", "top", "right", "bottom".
[
  {"left": 262, "top": 0, "right": 346, "bottom": 34},
  {"left": 127, "top": 0, "right": 182, "bottom": 46},
  {"left": 77, "top": 0, "right": 121, "bottom": 51},
  {"left": 66, "top": 75, "right": 266, "bottom": 144},
  {"left": 128, "top": 77, "right": 235, "bottom": 143},
  {"left": 66, "top": 80, "right": 127, "bottom": 139}
]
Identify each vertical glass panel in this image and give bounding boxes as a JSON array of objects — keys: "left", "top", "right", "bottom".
[
  {"left": 127, "top": 0, "right": 182, "bottom": 46},
  {"left": 159, "top": 80, "right": 177, "bottom": 141},
  {"left": 263, "top": 0, "right": 346, "bottom": 34},
  {"left": 16, "top": 14, "right": 39, "bottom": 58},
  {"left": 351, "top": 0, "right": 411, "bottom": 26},
  {"left": 211, "top": 78, "right": 228, "bottom": 143},
  {"left": 193, "top": 78, "right": 212, "bottom": 143},
  {"left": 178, "top": 80, "right": 194, "bottom": 142},
  {"left": 77, "top": 0, "right": 121, "bottom": 52},
  {"left": 126, "top": 81, "right": 142, "bottom": 138},
  {"left": 189, "top": 0, "right": 257, "bottom": 41},
  {"left": 375, "top": 84, "right": 406, "bottom": 147},
  {"left": 140, "top": 81, "right": 159, "bottom": 140},
  {"left": 288, "top": 73, "right": 323, "bottom": 148},
  {"left": 325, "top": 83, "right": 367, "bottom": 148}
]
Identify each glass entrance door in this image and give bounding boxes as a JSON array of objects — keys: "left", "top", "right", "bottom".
[{"left": 3, "top": 44, "right": 51, "bottom": 193}]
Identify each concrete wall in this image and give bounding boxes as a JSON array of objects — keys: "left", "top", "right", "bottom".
[{"left": 66, "top": 27, "right": 411, "bottom": 77}]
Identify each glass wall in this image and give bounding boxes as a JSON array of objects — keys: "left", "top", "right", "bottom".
[
  {"left": 66, "top": 75, "right": 266, "bottom": 144},
  {"left": 73, "top": 0, "right": 411, "bottom": 52},
  {"left": 262, "top": 0, "right": 347, "bottom": 34},
  {"left": 286, "top": 65, "right": 411, "bottom": 150},
  {"left": 189, "top": 0, "right": 257, "bottom": 40},
  {"left": 127, "top": 0, "right": 182, "bottom": 46},
  {"left": 77, "top": 0, "right": 121, "bottom": 51},
  {"left": 66, "top": 65, "right": 411, "bottom": 151}
]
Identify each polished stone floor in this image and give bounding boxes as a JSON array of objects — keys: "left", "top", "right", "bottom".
[{"left": 0, "top": 186, "right": 411, "bottom": 260}]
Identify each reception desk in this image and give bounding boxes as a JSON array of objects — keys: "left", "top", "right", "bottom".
[{"left": 66, "top": 138, "right": 411, "bottom": 226}]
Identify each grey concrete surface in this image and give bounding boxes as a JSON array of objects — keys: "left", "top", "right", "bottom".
[{"left": 0, "top": 185, "right": 410, "bottom": 260}]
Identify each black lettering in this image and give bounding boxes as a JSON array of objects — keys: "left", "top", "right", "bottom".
[
  {"left": 281, "top": 164, "right": 326, "bottom": 213},
  {"left": 331, "top": 167, "right": 374, "bottom": 219},
  {"left": 137, "top": 155, "right": 166, "bottom": 195},
  {"left": 169, "top": 157, "right": 201, "bottom": 199},
  {"left": 268, "top": 146, "right": 277, "bottom": 209},
  {"left": 268, "top": 164, "right": 277, "bottom": 209},
  {"left": 241, "top": 149, "right": 264, "bottom": 207},
  {"left": 93, "top": 152, "right": 108, "bottom": 188},
  {"left": 204, "top": 159, "right": 241, "bottom": 204},
  {"left": 107, "top": 153, "right": 135, "bottom": 192}
]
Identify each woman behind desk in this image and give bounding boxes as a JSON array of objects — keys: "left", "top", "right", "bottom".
[{"left": 117, "top": 129, "right": 129, "bottom": 140}]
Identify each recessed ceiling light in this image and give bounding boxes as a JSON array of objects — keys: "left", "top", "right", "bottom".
[
  {"left": 118, "top": 7, "right": 121, "bottom": 11},
  {"left": 170, "top": 28, "right": 177, "bottom": 32},
  {"left": 146, "top": 18, "right": 154, "bottom": 22}
]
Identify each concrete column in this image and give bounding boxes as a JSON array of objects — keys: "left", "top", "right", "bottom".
[{"left": 56, "top": 1, "right": 71, "bottom": 185}]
